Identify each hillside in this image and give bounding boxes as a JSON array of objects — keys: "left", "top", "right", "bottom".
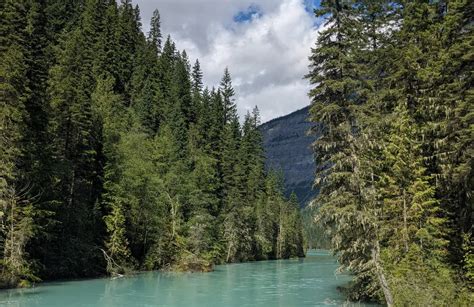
[{"left": 260, "top": 106, "right": 317, "bottom": 206}]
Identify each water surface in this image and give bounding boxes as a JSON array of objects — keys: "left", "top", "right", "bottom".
[{"left": 0, "top": 250, "right": 370, "bottom": 306}]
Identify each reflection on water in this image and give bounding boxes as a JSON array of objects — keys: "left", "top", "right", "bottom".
[{"left": 0, "top": 250, "right": 374, "bottom": 307}]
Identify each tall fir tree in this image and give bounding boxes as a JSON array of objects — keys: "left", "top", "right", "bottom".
[
  {"left": 148, "top": 9, "right": 162, "bottom": 53},
  {"left": 0, "top": 0, "right": 306, "bottom": 288}
]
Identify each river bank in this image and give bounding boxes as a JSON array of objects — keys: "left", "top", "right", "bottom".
[{"left": 0, "top": 250, "right": 376, "bottom": 306}]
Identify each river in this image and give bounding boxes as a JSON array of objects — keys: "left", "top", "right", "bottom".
[{"left": 0, "top": 250, "right": 373, "bottom": 306}]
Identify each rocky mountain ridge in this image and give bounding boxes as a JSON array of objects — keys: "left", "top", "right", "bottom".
[{"left": 259, "top": 106, "right": 317, "bottom": 206}]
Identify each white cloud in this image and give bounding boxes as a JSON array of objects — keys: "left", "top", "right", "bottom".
[
  {"left": 237, "top": 81, "right": 311, "bottom": 123},
  {"left": 134, "top": 0, "right": 320, "bottom": 122}
]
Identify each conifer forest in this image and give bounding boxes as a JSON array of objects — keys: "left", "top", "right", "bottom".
[
  {"left": 307, "top": 0, "right": 472, "bottom": 305},
  {"left": 1, "top": 0, "right": 304, "bottom": 289},
  {"left": 0, "top": 0, "right": 473, "bottom": 306}
]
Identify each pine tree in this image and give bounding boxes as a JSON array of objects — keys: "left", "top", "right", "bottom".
[
  {"left": 192, "top": 59, "right": 204, "bottom": 98},
  {"left": 130, "top": 30, "right": 160, "bottom": 134},
  {"left": 307, "top": 0, "right": 392, "bottom": 302},
  {"left": 92, "top": 75, "right": 131, "bottom": 274},
  {"left": 434, "top": 0, "right": 474, "bottom": 282},
  {"left": 184, "top": 125, "right": 220, "bottom": 265},
  {"left": 158, "top": 35, "right": 177, "bottom": 111},
  {"left": 219, "top": 68, "right": 237, "bottom": 125},
  {"left": 307, "top": 0, "right": 473, "bottom": 305},
  {"left": 94, "top": 0, "right": 121, "bottom": 83},
  {"left": 195, "top": 88, "right": 212, "bottom": 150},
  {"left": 0, "top": 0, "right": 39, "bottom": 287},
  {"left": 255, "top": 171, "right": 284, "bottom": 260},
  {"left": 218, "top": 69, "right": 241, "bottom": 205},
  {"left": 44, "top": 0, "right": 83, "bottom": 41},
  {"left": 148, "top": 9, "right": 162, "bottom": 53},
  {"left": 116, "top": 0, "right": 141, "bottom": 99},
  {"left": 0, "top": 0, "right": 306, "bottom": 286},
  {"left": 174, "top": 51, "right": 195, "bottom": 127},
  {"left": 46, "top": 18, "right": 103, "bottom": 278},
  {"left": 287, "top": 192, "right": 305, "bottom": 258},
  {"left": 240, "top": 107, "right": 265, "bottom": 203},
  {"left": 208, "top": 89, "right": 225, "bottom": 157},
  {"left": 21, "top": 0, "right": 51, "bottom": 189}
]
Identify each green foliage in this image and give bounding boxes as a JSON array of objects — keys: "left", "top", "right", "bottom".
[
  {"left": 0, "top": 187, "right": 40, "bottom": 288},
  {"left": 307, "top": 0, "right": 474, "bottom": 305},
  {"left": 0, "top": 0, "right": 305, "bottom": 288},
  {"left": 383, "top": 245, "right": 459, "bottom": 306},
  {"left": 0, "top": 0, "right": 38, "bottom": 288},
  {"left": 462, "top": 233, "right": 474, "bottom": 289},
  {"left": 253, "top": 172, "right": 304, "bottom": 261},
  {"left": 148, "top": 9, "right": 162, "bottom": 53}
]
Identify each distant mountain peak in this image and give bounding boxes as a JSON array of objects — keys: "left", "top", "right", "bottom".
[{"left": 260, "top": 106, "right": 317, "bottom": 207}]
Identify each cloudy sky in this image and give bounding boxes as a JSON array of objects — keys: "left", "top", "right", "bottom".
[{"left": 134, "top": 0, "right": 322, "bottom": 123}]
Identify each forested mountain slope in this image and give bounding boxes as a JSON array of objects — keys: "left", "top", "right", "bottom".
[
  {"left": 260, "top": 106, "right": 316, "bottom": 206},
  {"left": 0, "top": 0, "right": 304, "bottom": 289}
]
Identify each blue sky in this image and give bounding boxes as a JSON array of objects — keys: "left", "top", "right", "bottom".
[
  {"left": 304, "top": 0, "right": 321, "bottom": 12},
  {"left": 135, "top": 0, "right": 322, "bottom": 122},
  {"left": 233, "top": 4, "right": 263, "bottom": 23},
  {"left": 234, "top": 1, "right": 320, "bottom": 23}
]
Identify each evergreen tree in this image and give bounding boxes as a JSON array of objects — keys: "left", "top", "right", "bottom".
[
  {"left": 21, "top": 0, "right": 51, "bottom": 190},
  {"left": 307, "top": 0, "right": 474, "bottom": 305},
  {"left": 0, "top": 0, "right": 32, "bottom": 287},
  {"left": 307, "top": 0, "right": 390, "bottom": 302},
  {"left": 46, "top": 15, "right": 103, "bottom": 278},
  {"left": 116, "top": 0, "right": 141, "bottom": 99},
  {"left": 148, "top": 9, "right": 162, "bottom": 53},
  {"left": 434, "top": 0, "right": 473, "bottom": 283},
  {"left": 192, "top": 59, "right": 203, "bottom": 98},
  {"left": 0, "top": 0, "right": 306, "bottom": 288},
  {"left": 130, "top": 31, "right": 160, "bottom": 134},
  {"left": 219, "top": 68, "right": 237, "bottom": 125},
  {"left": 241, "top": 107, "right": 265, "bottom": 203},
  {"left": 174, "top": 51, "right": 195, "bottom": 127},
  {"left": 92, "top": 75, "right": 131, "bottom": 274}
]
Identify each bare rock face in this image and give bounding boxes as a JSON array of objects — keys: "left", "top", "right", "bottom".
[{"left": 259, "top": 106, "right": 317, "bottom": 207}]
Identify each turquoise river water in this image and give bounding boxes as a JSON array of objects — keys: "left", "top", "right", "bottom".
[{"left": 0, "top": 250, "right": 373, "bottom": 306}]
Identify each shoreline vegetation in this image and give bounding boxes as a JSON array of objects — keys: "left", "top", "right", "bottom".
[
  {"left": 307, "top": 0, "right": 473, "bottom": 306},
  {"left": 1, "top": 0, "right": 305, "bottom": 290},
  {"left": 2, "top": 0, "right": 472, "bottom": 306},
  {"left": 1, "top": 252, "right": 311, "bottom": 291}
]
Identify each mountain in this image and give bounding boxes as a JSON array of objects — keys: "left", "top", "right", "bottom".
[{"left": 260, "top": 106, "right": 317, "bottom": 207}]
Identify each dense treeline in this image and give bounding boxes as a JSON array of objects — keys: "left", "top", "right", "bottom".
[
  {"left": 307, "top": 0, "right": 473, "bottom": 305},
  {"left": 0, "top": 0, "right": 304, "bottom": 288}
]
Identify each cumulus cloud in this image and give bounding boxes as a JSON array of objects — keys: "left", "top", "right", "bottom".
[{"left": 134, "top": 0, "right": 321, "bottom": 122}]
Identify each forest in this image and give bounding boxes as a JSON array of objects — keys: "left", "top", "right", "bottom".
[
  {"left": 307, "top": 0, "right": 473, "bottom": 306},
  {"left": 0, "top": 0, "right": 305, "bottom": 288}
]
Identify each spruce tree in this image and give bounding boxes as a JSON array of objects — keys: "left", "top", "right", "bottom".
[
  {"left": 0, "top": 0, "right": 35, "bottom": 287},
  {"left": 0, "top": 0, "right": 306, "bottom": 285},
  {"left": 192, "top": 59, "right": 204, "bottom": 98},
  {"left": 307, "top": 0, "right": 473, "bottom": 304},
  {"left": 307, "top": 0, "right": 391, "bottom": 302},
  {"left": 434, "top": 0, "right": 473, "bottom": 282},
  {"left": 47, "top": 17, "right": 103, "bottom": 278},
  {"left": 219, "top": 68, "right": 237, "bottom": 125},
  {"left": 148, "top": 9, "right": 162, "bottom": 53}
]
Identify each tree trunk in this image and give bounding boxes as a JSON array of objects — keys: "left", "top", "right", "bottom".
[
  {"left": 403, "top": 189, "right": 409, "bottom": 253},
  {"left": 278, "top": 210, "right": 283, "bottom": 259},
  {"left": 226, "top": 240, "right": 233, "bottom": 263},
  {"left": 372, "top": 240, "right": 394, "bottom": 307}
]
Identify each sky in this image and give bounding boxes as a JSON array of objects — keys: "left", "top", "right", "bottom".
[{"left": 133, "top": 0, "right": 322, "bottom": 123}]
